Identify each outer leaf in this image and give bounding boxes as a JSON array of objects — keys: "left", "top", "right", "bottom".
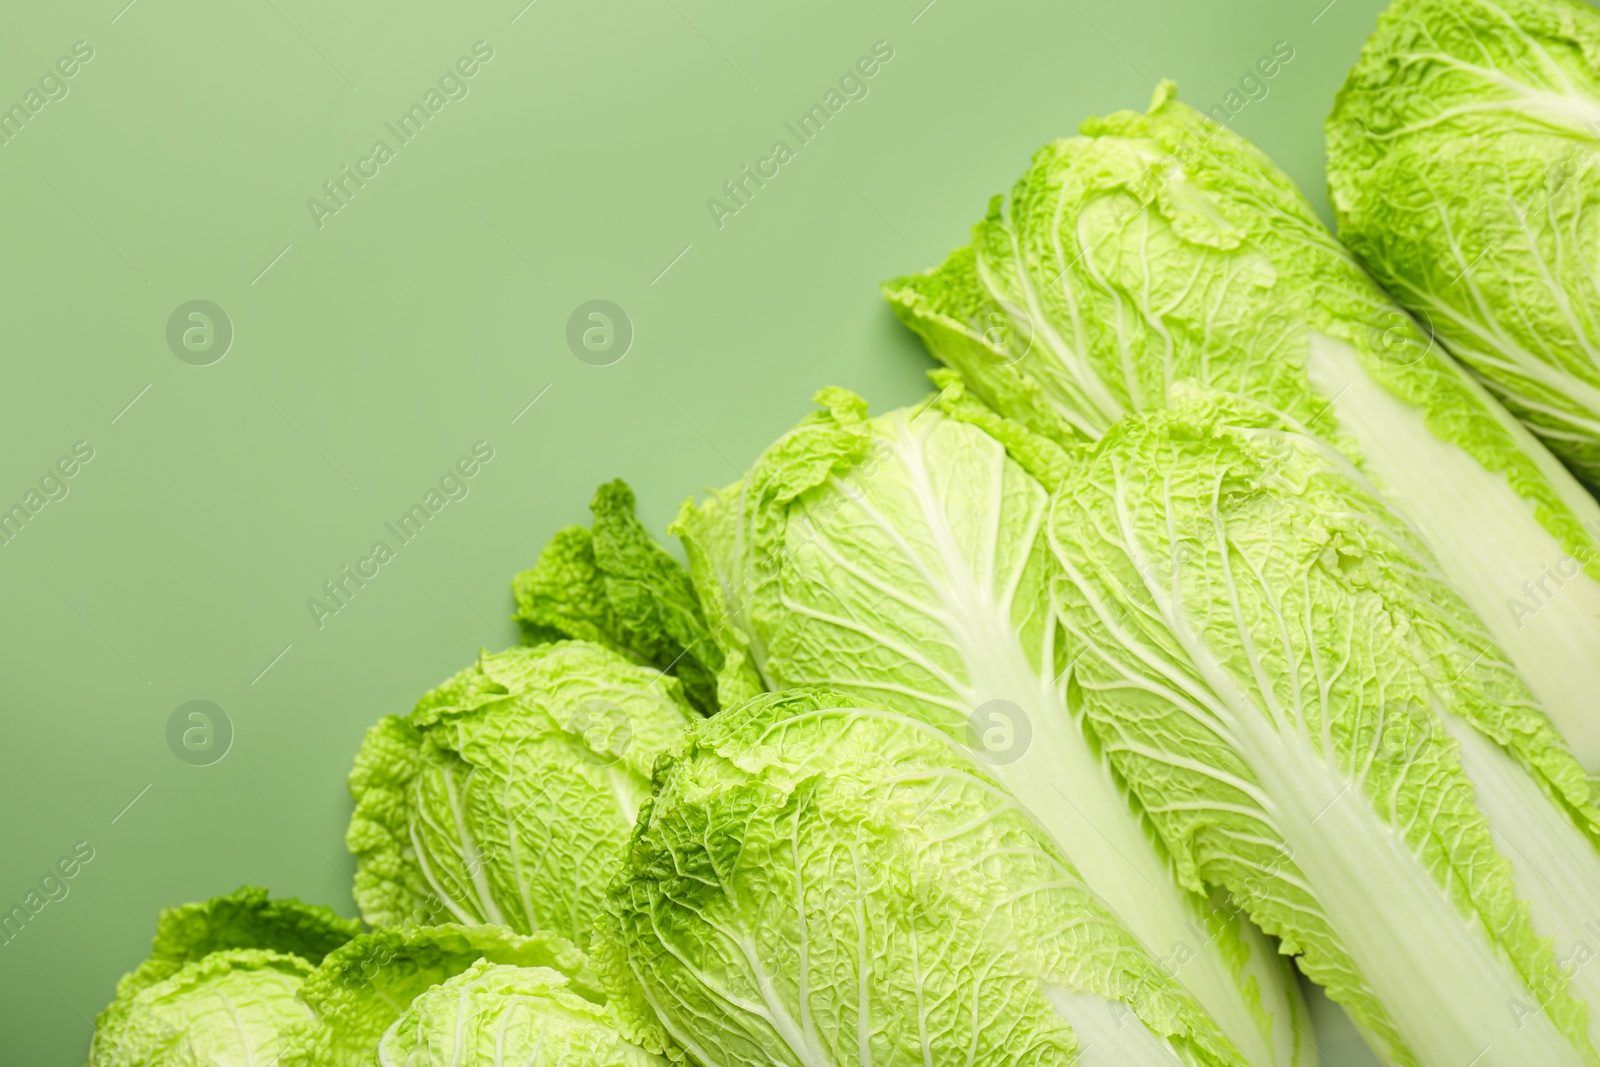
[
  {"left": 346, "top": 715, "right": 436, "bottom": 931},
  {"left": 347, "top": 642, "right": 696, "bottom": 947},
  {"left": 514, "top": 479, "right": 722, "bottom": 712},
  {"left": 1327, "top": 0, "right": 1600, "bottom": 484},
  {"left": 605, "top": 688, "right": 1247, "bottom": 1067},
  {"left": 374, "top": 960, "right": 667, "bottom": 1067},
  {"left": 670, "top": 389, "right": 1306, "bottom": 1067},
  {"left": 280, "top": 923, "right": 597, "bottom": 1067},
  {"left": 886, "top": 80, "right": 1600, "bottom": 770},
  {"left": 86, "top": 887, "right": 360, "bottom": 1067},
  {"left": 1051, "top": 385, "right": 1600, "bottom": 1067},
  {"left": 120, "top": 885, "right": 359, "bottom": 996},
  {"left": 90, "top": 950, "right": 315, "bottom": 1067}
]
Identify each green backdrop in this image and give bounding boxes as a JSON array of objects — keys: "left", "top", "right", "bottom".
[{"left": 0, "top": 0, "right": 1391, "bottom": 1062}]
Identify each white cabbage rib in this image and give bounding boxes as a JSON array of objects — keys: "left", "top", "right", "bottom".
[
  {"left": 887, "top": 79, "right": 1600, "bottom": 772},
  {"left": 695, "top": 406, "right": 1303, "bottom": 1067},
  {"left": 1327, "top": 0, "right": 1600, "bottom": 482},
  {"left": 1441, "top": 715, "right": 1600, "bottom": 1052},
  {"left": 1305, "top": 334, "right": 1600, "bottom": 766},
  {"left": 1051, "top": 394, "right": 1600, "bottom": 1067},
  {"left": 1044, "top": 986, "right": 1189, "bottom": 1067},
  {"left": 607, "top": 691, "right": 1251, "bottom": 1067},
  {"left": 1059, "top": 530, "right": 1581, "bottom": 1067}
]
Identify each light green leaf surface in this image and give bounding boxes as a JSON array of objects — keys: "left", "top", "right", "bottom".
[
  {"left": 671, "top": 389, "right": 1307, "bottom": 1067},
  {"left": 347, "top": 641, "right": 697, "bottom": 947},
  {"left": 602, "top": 688, "right": 1247, "bottom": 1067},
  {"left": 374, "top": 959, "right": 666, "bottom": 1067},
  {"left": 91, "top": 950, "right": 315, "bottom": 1067},
  {"left": 514, "top": 479, "right": 723, "bottom": 713},
  {"left": 884, "top": 80, "right": 1600, "bottom": 770},
  {"left": 86, "top": 887, "right": 360, "bottom": 1067},
  {"left": 1051, "top": 385, "right": 1600, "bottom": 1067},
  {"left": 1327, "top": 0, "right": 1600, "bottom": 485},
  {"left": 282, "top": 923, "right": 598, "bottom": 1067}
]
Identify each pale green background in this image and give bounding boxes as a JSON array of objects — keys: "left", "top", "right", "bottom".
[{"left": 0, "top": 0, "right": 1391, "bottom": 1062}]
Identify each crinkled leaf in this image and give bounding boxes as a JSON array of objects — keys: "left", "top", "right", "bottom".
[
  {"left": 347, "top": 642, "right": 696, "bottom": 948},
  {"left": 1328, "top": 0, "right": 1600, "bottom": 485},
  {"left": 280, "top": 923, "right": 596, "bottom": 1067},
  {"left": 90, "top": 950, "right": 315, "bottom": 1067},
  {"left": 885, "top": 79, "right": 1600, "bottom": 771},
  {"left": 1051, "top": 385, "right": 1600, "bottom": 1066},
  {"left": 671, "top": 391, "right": 1304, "bottom": 1067},
  {"left": 374, "top": 960, "right": 666, "bottom": 1067},
  {"left": 606, "top": 689, "right": 1245, "bottom": 1067},
  {"left": 86, "top": 888, "right": 359, "bottom": 1067},
  {"left": 515, "top": 479, "right": 722, "bottom": 712}
]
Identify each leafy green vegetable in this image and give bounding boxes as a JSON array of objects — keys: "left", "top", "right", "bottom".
[
  {"left": 347, "top": 641, "right": 697, "bottom": 948},
  {"left": 514, "top": 479, "right": 723, "bottom": 712},
  {"left": 601, "top": 688, "right": 1248, "bottom": 1067},
  {"left": 1051, "top": 384, "right": 1600, "bottom": 1067},
  {"left": 373, "top": 960, "right": 665, "bottom": 1067},
  {"left": 93, "top": 953, "right": 315, "bottom": 1067},
  {"left": 1327, "top": 0, "right": 1600, "bottom": 486},
  {"left": 87, "top": 887, "right": 359, "bottom": 1067},
  {"left": 281, "top": 922, "right": 598, "bottom": 1067},
  {"left": 883, "top": 80, "right": 1600, "bottom": 772},
  {"left": 671, "top": 387, "right": 1306, "bottom": 1067}
]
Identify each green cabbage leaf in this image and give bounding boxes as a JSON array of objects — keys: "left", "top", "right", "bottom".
[
  {"left": 1327, "top": 0, "right": 1600, "bottom": 486},
  {"left": 884, "top": 80, "right": 1600, "bottom": 771},
  {"left": 374, "top": 960, "right": 665, "bottom": 1067},
  {"left": 602, "top": 688, "right": 1248, "bottom": 1067},
  {"left": 281, "top": 922, "right": 598, "bottom": 1067},
  {"left": 1051, "top": 384, "right": 1600, "bottom": 1066},
  {"left": 668, "top": 388, "right": 1307, "bottom": 1067},
  {"left": 347, "top": 641, "right": 697, "bottom": 947},
  {"left": 514, "top": 479, "right": 722, "bottom": 712},
  {"left": 86, "top": 886, "right": 359, "bottom": 1067}
]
